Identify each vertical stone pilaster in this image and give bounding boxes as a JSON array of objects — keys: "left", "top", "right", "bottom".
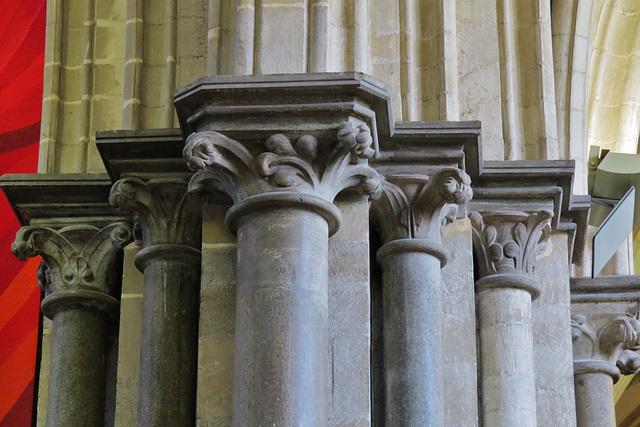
[
  {"left": 470, "top": 208, "right": 553, "bottom": 427},
  {"left": 371, "top": 168, "right": 472, "bottom": 426},
  {"left": 109, "top": 178, "right": 202, "bottom": 426},
  {"left": 183, "top": 122, "right": 381, "bottom": 426},
  {"left": 12, "top": 222, "right": 132, "bottom": 427}
]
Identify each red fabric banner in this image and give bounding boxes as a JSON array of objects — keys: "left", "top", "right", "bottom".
[{"left": 0, "top": 0, "right": 46, "bottom": 425}]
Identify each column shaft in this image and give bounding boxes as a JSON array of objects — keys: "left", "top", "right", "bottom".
[
  {"left": 232, "top": 208, "right": 329, "bottom": 426},
  {"left": 378, "top": 240, "right": 443, "bottom": 426},
  {"left": 135, "top": 245, "right": 201, "bottom": 426},
  {"left": 478, "top": 281, "right": 537, "bottom": 427},
  {"left": 574, "top": 372, "right": 616, "bottom": 427},
  {"left": 46, "top": 306, "right": 109, "bottom": 427}
]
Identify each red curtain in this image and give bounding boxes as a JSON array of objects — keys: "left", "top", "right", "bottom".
[{"left": 0, "top": 0, "right": 46, "bottom": 425}]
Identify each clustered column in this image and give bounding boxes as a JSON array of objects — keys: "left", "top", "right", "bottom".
[
  {"left": 109, "top": 178, "right": 202, "bottom": 426},
  {"left": 12, "top": 222, "right": 132, "bottom": 427},
  {"left": 469, "top": 209, "right": 553, "bottom": 427},
  {"left": 183, "top": 123, "right": 380, "bottom": 426},
  {"left": 371, "top": 168, "right": 472, "bottom": 425}
]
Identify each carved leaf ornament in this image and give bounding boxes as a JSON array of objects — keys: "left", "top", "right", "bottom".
[
  {"left": 571, "top": 314, "right": 640, "bottom": 375},
  {"left": 469, "top": 210, "right": 552, "bottom": 277},
  {"left": 12, "top": 223, "right": 132, "bottom": 294},
  {"left": 183, "top": 122, "right": 381, "bottom": 203},
  {"left": 373, "top": 169, "right": 472, "bottom": 241}
]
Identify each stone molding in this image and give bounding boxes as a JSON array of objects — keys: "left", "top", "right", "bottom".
[
  {"left": 371, "top": 168, "right": 472, "bottom": 244},
  {"left": 183, "top": 125, "right": 381, "bottom": 235},
  {"left": 571, "top": 314, "right": 640, "bottom": 380},
  {"left": 570, "top": 275, "right": 640, "bottom": 381},
  {"left": 12, "top": 222, "right": 132, "bottom": 318},
  {"left": 469, "top": 209, "right": 553, "bottom": 279},
  {"left": 109, "top": 177, "right": 202, "bottom": 248}
]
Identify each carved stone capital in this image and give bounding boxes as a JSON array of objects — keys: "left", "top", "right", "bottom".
[
  {"left": 571, "top": 314, "right": 640, "bottom": 380},
  {"left": 469, "top": 209, "right": 552, "bottom": 279},
  {"left": 109, "top": 178, "right": 202, "bottom": 247},
  {"left": 371, "top": 168, "right": 472, "bottom": 244},
  {"left": 183, "top": 123, "right": 381, "bottom": 234},
  {"left": 12, "top": 223, "right": 132, "bottom": 318}
]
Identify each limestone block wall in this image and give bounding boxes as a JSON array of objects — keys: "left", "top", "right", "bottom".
[
  {"left": 589, "top": 0, "right": 640, "bottom": 155},
  {"left": 38, "top": 0, "right": 598, "bottom": 175}
]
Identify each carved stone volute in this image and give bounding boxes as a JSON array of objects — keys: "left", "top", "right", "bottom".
[
  {"left": 183, "top": 123, "right": 381, "bottom": 213},
  {"left": 469, "top": 210, "right": 552, "bottom": 278},
  {"left": 12, "top": 223, "right": 132, "bottom": 318},
  {"left": 109, "top": 178, "right": 202, "bottom": 248},
  {"left": 371, "top": 168, "right": 472, "bottom": 244},
  {"left": 12, "top": 223, "right": 132, "bottom": 295},
  {"left": 571, "top": 314, "right": 640, "bottom": 379}
]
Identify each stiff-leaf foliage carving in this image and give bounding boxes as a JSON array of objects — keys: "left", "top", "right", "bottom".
[
  {"left": 183, "top": 122, "right": 381, "bottom": 203},
  {"left": 109, "top": 178, "right": 202, "bottom": 247},
  {"left": 571, "top": 314, "right": 640, "bottom": 375},
  {"left": 469, "top": 210, "right": 552, "bottom": 277},
  {"left": 372, "top": 168, "right": 472, "bottom": 242},
  {"left": 12, "top": 223, "right": 132, "bottom": 295}
]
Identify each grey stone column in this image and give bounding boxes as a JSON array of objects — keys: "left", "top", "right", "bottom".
[
  {"left": 12, "top": 222, "right": 132, "bottom": 427},
  {"left": 184, "top": 124, "right": 380, "bottom": 426},
  {"left": 109, "top": 178, "right": 202, "bottom": 426},
  {"left": 371, "top": 168, "right": 472, "bottom": 425},
  {"left": 570, "top": 278, "right": 640, "bottom": 427},
  {"left": 469, "top": 209, "right": 553, "bottom": 427}
]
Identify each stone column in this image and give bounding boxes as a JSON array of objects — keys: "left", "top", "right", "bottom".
[
  {"left": 183, "top": 123, "right": 380, "bottom": 426},
  {"left": 371, "top": 168, "right": 472, "bottom": 425},
  {"left": 570, "top": 276, "right": 640, "bottom": 427},
  {"left": 109, "top": 178, "right": 202, "bottom": 426},
  {"left": 469, "top": 209, "right": 553, "bottom": 427},
  {"left": 11, "top": 222, "right": 132, "bottom": 427}
]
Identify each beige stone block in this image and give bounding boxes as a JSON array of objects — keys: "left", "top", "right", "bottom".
[
  {"left": 142, "top": 26, "right": 169, "bottom": 67},
  {"left": 177, "top": 57, "right": 207, "bottom": 88},
  {"left": 94, "top": 23, "right": 127, "bottom": 61},
  {"left": 91, "top": 95, "right": 123, "bottom": 130},
  {"left": 36, "top": 328, "right": 52, "bottom": 427},
  {"left": 179, "top": 0, "right": 208, "bottom": 17},
  {"left": 65, "top": 1, "right": 87, "bottom": 28},
  {"left": 116, "top": 296, "right": 143, "bottom": 379},
  {"left": 197, "top": 336, "right": 235, "bottom": 420},
  {"left": 178, "top": 16, "right": 208, "bottom": 57},
  {"left": 197, "top": 417, "right": 233, "bottom": 427},
  {"left": 97, "top": 0, "right": 126, "bottom": 20},
  {"left": 63, "top": 29, "right": 86, "bottom": 66},
  {"left": 256, "top": 7, "right": 307, "bottom": 73},
  {"left": 114, "top": 378, "right": 139, "bottom": 426},
  {"left": 93, "top": 64, "right": 121, "bottom": 96},
  {"left": 87, "top": 143, "right": 107, "bottom": 173},
  {"left": 202, "top": 205, "right": 236, "bottom": 245},
  {"left": 330, "top": 196, "right": 369, "bottom": 241},
  {"left": 370, "top": 0, "right": 399, "bottom": 33},
  {"left": 532, "top": 233, "right": 577, "bottom": 426}
]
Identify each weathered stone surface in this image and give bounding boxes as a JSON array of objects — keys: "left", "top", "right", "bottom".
[
  {"left": 197, "top": 243, "right": 236, "bottom": 427},
  {"left": 110, "top": 177, "right": 203, "bottom": 426},
  {"left": 328, "top": 197, "right": 371, "bottom": 426},
  {"left": 114, "top": 244, "right": 144, "bottom": 426},
  {"left": 570, "top": 275, "right": 640, "bottom": 427},
  {"left": 12, "top": 221, "right": 131, "bottom": 427},
  {"left": 441, "top": 218, "right": 478, "bottom": 426},
  {"left": 470, "top": 205, "right": 554, "bottom": 427},
  {"left": 532, "top": 234, "right": 577, "bottom": 426}
]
